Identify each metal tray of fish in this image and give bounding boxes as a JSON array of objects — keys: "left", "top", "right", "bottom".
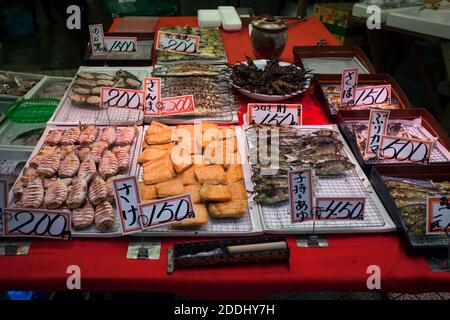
[
  {"left": 338, "top": 109, "right": 450, "bottom": 174},
  {"left": 370, "top": 165, "right": 450, "bottom": 257},
  {"left": 0, "top": 119, "right": 46, "bottom": 153},
  {"left": 243, "top": 124, "right": 396, "bottom": 234},
  {"left": 25, "top": 76, "right": 72, "bottom": 100},
  {"left": 0, "top": 70, "right": 46, "bottom": 100},
  {"left": 48, "top": 66, "right": 150, "bottom": 126},
  {"left": 301, "top": 57, "right": 370, "bottom": 75},
  {"left": 135, "top": 125, "right": 263, "bottom": 237},
  {"left": 1, "top": 124, "right": 143, "bottom": 238}
]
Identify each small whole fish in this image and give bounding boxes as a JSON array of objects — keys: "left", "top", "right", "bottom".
[{"left": 312, "top": 160, "right": 355, "bottom": 176}]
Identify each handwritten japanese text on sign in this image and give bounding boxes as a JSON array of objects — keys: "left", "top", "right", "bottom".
[
  {"left": 288, "top": 169, "right": 313, "bottom": 223},
  {"left": 158, "top": 95, "right": 195, "bottom": 116},
  {"left": 156, "top": 31, "right": 199, "bottom": 54},
  {"left": 378, "top": 135, "right": 433, "bottom": 164},
  {"left": 138, "top": 194, "right": 195, "bottom": 230},
  {"left": 426, "top": 196, "right": 450, "bottom": 235},
  {"left": 340, "top": 68, "right": 359, "bottom": 106},
  {"left": 113, "top": 176, "right": 142, "bottom": 235},
  {"left": 3, "top": 208, "right": 71, "bottom": 240},
  {"left": 104, "top": 37, "right": 137, "bottom": 54},
  {"left": 89, "top": 24, "right": 104, "bottom": 56},
  {"left": 143, "top": 77, "right": 161, "bottom": 116},
  {"left": 316, "top": 197, "right": 365, "bottom": 221},
  {"left": 100, "top": 87, "right": 145, "bottom": 110},
  {"left": 0, "top": 180, "right": 6, "bottom": 232},
  {"left": 248, "top": 104, "right": 302, "bottom": 126},
  {"left": 365, "top": 109, "right": 390, "bottom": 157},
  {"left": 354, "top": 85, "right": 392, "bottom": 107}
]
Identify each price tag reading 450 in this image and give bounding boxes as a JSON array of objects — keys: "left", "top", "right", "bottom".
[
  {"left": 138, "top": 194, "right": 195, "bottom": 230},
  {"left": 316, "top": 197, "right": 365, "bottom": 221},
  {"left": 248, "top": 104, "right": 302, "bottom": 126},
  {"left": 100, "top": 87, "right": 145, "bottom": 110},
  {"left": 156, "top": 31, "right": 199, "bottom": 55},
  {"left": 3, "top": 209, "right": 71, "bottom": 240},
  {"left": 426, "top": 196, "right": 450, "bottom": 235},
  {"left": 378, "top": 135, "right": 433, "bottom": 164}
]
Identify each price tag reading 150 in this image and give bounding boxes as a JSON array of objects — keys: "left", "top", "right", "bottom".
[
  {"left": 156, "top": 31, "right": 199, "bottom": 55},
  {"left": 248, "top": 104, "right": 302, "bottom": 126}
]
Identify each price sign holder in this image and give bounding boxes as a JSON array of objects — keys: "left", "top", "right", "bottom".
[
  {"left": 296, "top": 207, "right": 329, "bottom": 248},
  {"left": 127, "top": 240, "right": 161, "bottom": 260},
  {"left": 0, "top": 240, "right": 31, "bottom": 256}
]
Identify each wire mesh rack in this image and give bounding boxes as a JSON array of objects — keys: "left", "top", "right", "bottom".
[{"left": 302, "top": 57, "right": 369, "bottom": 75}]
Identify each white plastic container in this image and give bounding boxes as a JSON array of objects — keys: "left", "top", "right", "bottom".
[
  {"left": 218, "top": 6, "right": 242, "bottom": 31},
  {"left": 198, "top": 9, "right": 221, "bottom": 28}
]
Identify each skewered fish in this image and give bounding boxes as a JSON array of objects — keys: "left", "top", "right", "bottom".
[
  {"left": 99, "top": 150, "right": 118, "bottom": 179},
  {"left": 100, "top": 127, "right": 116, "bottom": 146},
  {"left": 75, "top": 146, "right": 92, "bottom": 162},
  {"left": 72, "top": 201, "right": 95, "bottom": 230},
  {"left": 37, "top": 153, "right": 61, "bottom": 178},
  {"left": 116, "top": 126, "right": 137, "bottom": 146},
  {"left": 21, "top": 178, "right": 44, "bottom": 208},
  {"left": 114, "top": 148, "right": 131, "bottom": 171},
  {"left": 43, "top": 177, "right": 57, "bottom": 189},
  {"left": 66, "top": 178, "right": 87, "bottom": 209},
  {"left": 44, "top": 129, "right": 63, "bottom": 146},
  {"left": 106, "top": 177, "right": 115, "bottom": 204},
  {"left": 78, "top": 158, "right": 97, "bottom": 183},
  {"left": 91, "top": 140, "right": 108, "bottom": 163},
  {"left": 58, "top": 152, "right": 80, "bottom": 178},
  {"left": 30, "top": 146, "right": 57, "bottom": 168},
  {"left": 44, "top": 180, "right": 68, "bottom": 209},
  {"left": 94, "top": 201, "right": 115, "bottom": 231},
  {"left": 89, "top": 176, "right": 108, "bottom": 206},
  {"left": 79, "top": 125, "right": 98, "bottom": 145},
  {"left": 60, "top": 127, "right": 81, "bottom": 145}
]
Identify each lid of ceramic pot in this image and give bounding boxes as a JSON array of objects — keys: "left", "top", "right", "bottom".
[{"left": 251, "top": 16, "right": 288, "bottom": 32}]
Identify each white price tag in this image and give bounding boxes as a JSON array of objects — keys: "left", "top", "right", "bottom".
[
  {"left": 158, "top": 95, "right": 195, "bottom": 116},
  {"left": 156, "top": 31, "right": 200, "bottom": 54},
  {"left": 378, "top": 135, "right": 433, "bottom": 163},
  {"left": 0, "top": 180, "right": 6, "bottom": 231},
  {"left": 143, "top": 77, "right": 161, "bottom": 116},
  {"left": 340, "top": 68, "right": 358, "bottom": 106},
  {"left": 354, "top": 85, "right": 392, "bottom": 107},
  {"left": 3, "top": 208, "right": 71, "bottom": 240},
  {"left": 426, "top": 196, "right": 450, "bottom": 235},
  {"left": 100, "top": 87, "right": 145, "bottom": 110},
  {"left": 316, "top": 197, "right": 365, "bottom": 220},
  {"left": 113, "top": 176, "right": 142, "bottom": 235},
  {"left": 138, "top": 194, "right": 195, "bottom": 230},
  {"left": 104, "top": 36, "right": 137, "bottom": 54},
  {"left": 288, "top": 169, "right": 313, "bottom": 223},
  {"left": 365, "top": 109, "right": 390, "bottom": 157},
  {"left": 247, "top": 103, "right": 302, "bottom": 126},
  {"left": 89, "top": 24, "right": 105, "bottom": 56}
]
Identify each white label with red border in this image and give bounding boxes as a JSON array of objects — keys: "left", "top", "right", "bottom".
[
  {"left": 315, "top": 197, "right": 365, "bottom": 221},
  {"left": 143, "top": 77, "right": 161, "bottom": 116},
  {"left": 354, "top": 85, "right": 392, "bottom": 107},
  {"left": 104, "top": 36, "right": 137, "bottom": 54},
  {"left": 340, "top": 68, "right": 359, "bottom": 106},
  {"left": 89, "top": 24, "right": 104, "bottom": 55},
  {"left": 0, "top": 180, "right": 6, "bottom": 231},
  {"left": 378, "top": 135, "right": 433, "bottom": 164},
  {"left": 157, "top": 95, "right": 195, "bottom": 116},
  {"left": 113, "top": 176, "right": 142, "bottom": 235},
  {"left": 426, "top": 196, "right": 450, "bottom": 235},
  {"left": 156, "top": 31, "right": 200, "bottom": 54},
  {"left": 247, "top": 104, "right": 302, "bottom": 126},
  {"left": 288, "top": 169, "right": 313, "bottom": 223},
  {"left": 3, "top": 208, "right": 71, "bottom": 240},
  {"left": 137, "top": 194, "right": 195, "bottom": 230},
  {"left": 365, "top": 109, "right": 390, "bottom": 157},
  {"left": 100, "top": 87, "right": 145, "bottom": 110}
]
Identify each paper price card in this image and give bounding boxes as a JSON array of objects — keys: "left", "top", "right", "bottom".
[
  {"left": 248, "top": 104, "right": 302, "bottom": 126},
  {"left": 100, "top": 87, "right": 145, "bottom": 110},
  {"left": 143, "top": 77, "right": 161, "bottom": 116},
  {"left": 365, "top": 109, "right": 390, "bottom": 157},
  {"left": 156, "top": 31, "right": 199, "bottom": 54},
  {"left": 354, "top": 85, "right": 392, "bottom": 107},
  {"left": 104, "top": 36, "right": 137, "bottom": 54},
  {"left": 113, "top": 176, "right": 142, "bottom": 235},
  {"left": 288, "top": 169, "right": 313, "bottom": 223},
  {"left": 3, "top": 209, "right": 71, "bottom": 240},
  {"left": 315, "top": 197, "right": 365, "bottom": 221},
  {"left": 378, "top": 135, "right": 433, "bottom": 164},
  {"left": 89, "top": 24, "right": 104, "bottom": 55},
  {"left": 0, "top": 180, "right": 6, "bottom": 231},
  {"left": 340, "top": 68, "right": 359, "bottom": 106},
  {"left": 158, "top": 95, "right": 195, "bottom": 116},
  {"left": 426, "top": 196, "right": 450, "bottom": 235},
  {"left": 138, "top": 194, "right": 195, "bottom": 230}
]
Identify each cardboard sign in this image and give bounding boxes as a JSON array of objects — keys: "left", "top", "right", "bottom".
[
  {"left": 378, "top": 135, "right": 433, "bottom": 164},
  {"left": 288, "top": 169, "right": 313, "bottom": 223},
  {"left": 113, "top": 176, "right": 142, "bottom": 235},
  {"left": 158, "top": 95, "right": 195, "bottom": 116},
  {"left": 138, "top": 194, "right": 195, "bottom": 230},
  {"left": 315, "top": 197, "right": 365, "bottom": 220},
  {"left": 104, "top": 36, "right": 137, "bottom": 54},
  {"left": 143, "top": 77, "right": 161, "bottom": 116},
  {"left": 365, "top": 109, "right": 390, "bottom": 157},
  {"left": 100, "top": 87, "right": 145, "bottom": 110},
  {"left": 0, "top": 180, "right": 6, "bottom": 231},
  {"left": 247, "top": 104, "right": 302, "bottom": 126},
  {"left": 426, "top": 196, "right": 450, "bottom": 235},
  {"left": 354, "top": 85, "right": 392, "bottom": 107},
  {"left": 340, "top": 68, "right": 359, "bottom": 106},
  {"left": 89, "top": 24, "right": 104, "bottom": 55},
  {"left": 156, "top": 31, "right": 200, "bottom": 54},
  {"left": 3, "top": 208, "right": 71, "bottom": 240}
]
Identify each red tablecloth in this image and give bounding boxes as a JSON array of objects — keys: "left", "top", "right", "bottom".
[{"left": 0, "top": 17, "right": 448, "bottom": 300}]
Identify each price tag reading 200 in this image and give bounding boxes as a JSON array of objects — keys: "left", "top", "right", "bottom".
[
  {"left": 156, "top": 31, "right": 199, "bottom": 55},
  {"left": 248, "top": 104, "right": 302, "bottom": 126},
  {"left": 138, "top": 194, "right": 195, "bottom": 230},
  {"left": 378, "top": 135, "right": 433, "bottom": 164},
  {"left": 100, "top": 87, "right": 144, "bottom": 110}
]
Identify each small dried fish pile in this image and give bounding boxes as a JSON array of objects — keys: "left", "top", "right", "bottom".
[
  {"left": 247, "top": 126, "right": 355, "bottom": 204},
  {"left": 321, "top": 84, "right": 400, "bottom": 114},
  {"left": 12, "top": 125, "right": 139, "bottom": 233},
  {"left": 156, "top": 27, "right": 226, "bottom": 63},
  {"left": 231, "top": 60, "right": 309, "bottom": 95},
  {"left": 384, "top": 178, "right": 450, "bottom": 234},
  {"left": 68, "top": 69, "right": 142, "bottom": 106},
  {"left": 0, "top": 71, "right": 41, "bottom": 96},
  {"left": 153, "top": 63, "right": 227, "bottom": 77},
  {"left": 36, "top": 80, "right": 71, "bottom": 99}
]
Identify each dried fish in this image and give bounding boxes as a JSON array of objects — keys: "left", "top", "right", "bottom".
[
  {"left": 21, "top": 178, "right": 44, "bottom": 208},
  {"left": 94, "top": 201, "right": 115, "bottom": 231},
  {"left": 89, "top": 176, "right": 108, "bottom": 206},
  {"left": 37, "top": 153, "right": 61, "bottom": 178},
  {"left": 72, "top": 201, "right": 95, "bottom": 230},
  {"left": 91, "top": 140, "right": 108, "bottom": 163},
  {"left": 66, "top": 177, "right": 87, "bottom": 209},
  {"left": 78, "top": 158, "right": 97, "bottom": 183},
  {"left": 79, "top": 125, "right": 98, "bottom": 145},
  {"left": 99, "top": 150, "right": 118, "bottom": 179},
  {"left": 44, "top": 180, "right": 68, "bottom": 209},
  {"left": 61, "top": 127, "right": 81, "bottom": 145}
]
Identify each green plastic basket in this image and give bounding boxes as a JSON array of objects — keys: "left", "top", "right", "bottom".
[{"left": 4, "top": 98, "right": 60, "bottom": 123}]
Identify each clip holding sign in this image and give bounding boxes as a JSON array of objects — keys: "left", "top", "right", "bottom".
[{"left": 247, "top": 103, "right": 302, "bottom": 126}]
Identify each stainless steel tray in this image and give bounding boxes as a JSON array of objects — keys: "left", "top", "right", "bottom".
[
  {"left": 0, "top": 70, "right": 45, "bottom": 100},
  {"left": 25, "top": 76, "right": 72, "bottom": 99},
  {"left": 302, "top": 57, "right": 369, "bottom": 75}
]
